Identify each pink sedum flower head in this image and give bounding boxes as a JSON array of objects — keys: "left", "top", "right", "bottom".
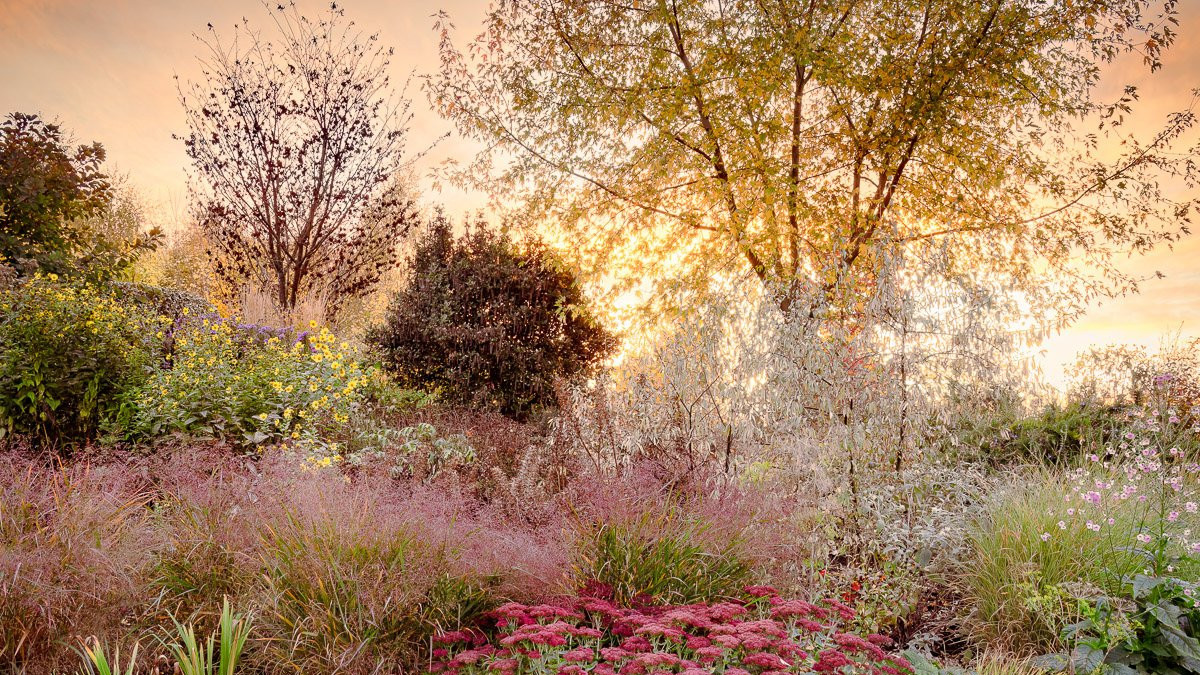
[{"left": 428, "top": 588, "right": 914, "bottom": 675}]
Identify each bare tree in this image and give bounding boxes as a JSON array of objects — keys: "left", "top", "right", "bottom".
[{"left": 178, "top": 2, "right": 419, "bottom": 319}]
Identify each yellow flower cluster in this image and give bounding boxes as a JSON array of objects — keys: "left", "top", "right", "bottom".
[
  {"left": 132, "top": 319, "right": 370, "bottom": 445},
  {"left": 0, "top": 274, "right": 164, "bottom": 440},
  {"left": 301, "top": 451, "right": 344, "bottom": 472},
  {"left": 0, "top": 274, "right": 164, "bottom": 359}
]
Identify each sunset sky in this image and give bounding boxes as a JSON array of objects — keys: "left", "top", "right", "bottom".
[{"left": 1, "top": 0, "right": 1196, "bottom": 387}]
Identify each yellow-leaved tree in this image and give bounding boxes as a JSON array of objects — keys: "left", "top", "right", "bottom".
[{"left": 428, "top": 0, "right": 1197, "bottom": 322}]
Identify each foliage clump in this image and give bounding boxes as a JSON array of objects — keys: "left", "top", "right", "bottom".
[
  {"left": 1, "top": 112, "right": 110, "bottom": 274},
  {"left": 130, "top": 317, "right": 369, "bottom": 446},
  {"left": 369, "top": 217, "right": 616, "bottom": 419},
  {"left": 0, "top": 274, "right": 161, "bottom": 446},
  {"left": 1, "top": 112, "right": 160, "bottom": 281},
  {"left": 109, "top": 280, "right": 213, "bottom": 322},
  {"left": 965, "top": 401, "right": 1200, "bottom": 661},
  {"left": 430, "top": 587, "right": 915, "bottom": 675}
]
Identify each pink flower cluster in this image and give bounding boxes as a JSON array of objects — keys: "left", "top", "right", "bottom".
[
  {"left": 1043, "top": 405, "right": 1200, "bottom": 555},
  {"left": 429, "top": 587, "right": 912, "bottom": 674}
]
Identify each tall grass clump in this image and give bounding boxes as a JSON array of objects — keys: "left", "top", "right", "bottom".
[
  {"left": 962, "top": 474, "right": 1139, "bottom": 653},
  {"left": 256, "top": 511, "right": 491, "bottom": 673},
  {"left": 564, "top": 468, "right": 787, "bottom": 606},
  {"left": 970, "top": 649, "right": 1048, "bottom": 675},
  {"left": 149, "top": 461, "right": 263, "bottom": 624},
  {"left": 149, "top": 455, "right": 565, "bottom": 675},
  {"left": 571, "top": 509, "right": 753, "bottom": 605},
  {"left": 0, "top": 447, "right": 571, "bottom": 675},
  {"left": 0, "top": 459, "right": 157, "bottom": 673}
]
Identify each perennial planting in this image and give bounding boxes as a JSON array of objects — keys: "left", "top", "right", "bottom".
[
  {"left": 429, "top": 586, "right": 914, "bottom": 675},
  {"left": 1025, "top": 403, "right": 1200, "bottom": 673},
  {"left": 0, "top": 273, "right": 162, "bottom": 445},
  {"left": 1050, "top": 403, "right": 1200, "bottom": 570},
  {"left": 131, "top": 315, "right": 369, "bottom": 445}
]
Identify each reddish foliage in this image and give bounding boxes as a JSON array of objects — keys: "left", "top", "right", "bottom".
[{"left": 431, "top": 587, "right": 914, "bottom": 675}]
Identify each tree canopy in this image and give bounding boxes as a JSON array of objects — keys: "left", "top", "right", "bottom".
[
  {"left": 0, "top": 112, "right": 159, "bottom": 281},
  {"left": 178, "top": 3, "right": 419, "bottom": 319},
  {"left": 429, "top": 0, "right": 1198, "bottom": 322}
]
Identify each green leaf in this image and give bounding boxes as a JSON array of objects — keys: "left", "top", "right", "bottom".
[
  {"left": 1030, "top": 653, "right": 1071, "bottom": 672},
  {"left": 1133, "top": 574, "right": 1170, "bottom": 600},
  {"left": 1071, "top": 645, "right": 1106, "bottom": 674},
  {"left": 244, "top": 430, "right": 270, "bottom": 445}
]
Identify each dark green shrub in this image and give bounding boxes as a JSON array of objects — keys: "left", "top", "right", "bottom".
[
  {"left": 0, "top": 274, "right": 162, "bottom": 447},
  {"left": 1, "top": 113, "right": 160, "bottom": 281},
  {"left": 1, "top": 113, "right": 110, "bottom": 275},
  {"left": 369, "top": 216, "right": 616, "bottom": 419},
  {"left": 945, "top": 402, "right": 1118, "bottom": 467}
]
